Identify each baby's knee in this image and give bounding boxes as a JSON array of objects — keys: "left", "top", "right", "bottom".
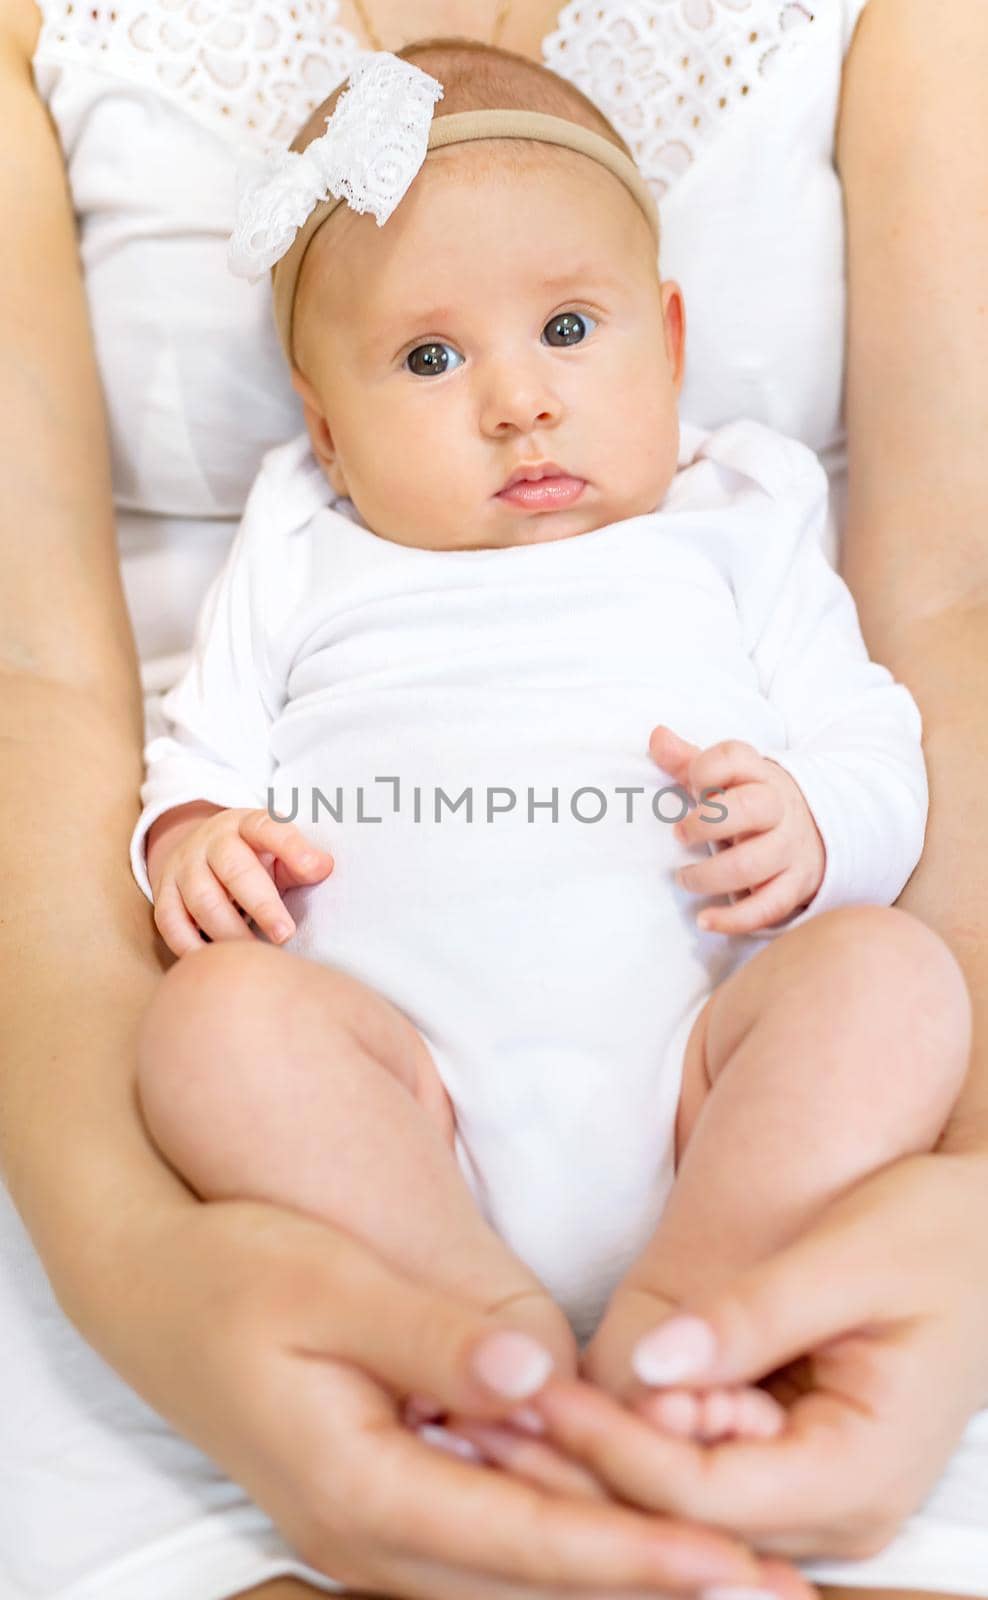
[
  {"left": 811, "top": 905, "right": 972, "bottom": 1080},
  {"left": 136, "top": 942, "right": 280, "bottom": 1116},
  {"left": 140, "top": 936, "right": 256, "bottom": 1037}
]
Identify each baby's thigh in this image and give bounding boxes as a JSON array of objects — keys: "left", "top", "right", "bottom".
[
  {"left": 136, "top": 942, "right": 455, "bottom": 1146},
  {"left": 675, "top": 904, "right": 970, "bottom": 1160}
]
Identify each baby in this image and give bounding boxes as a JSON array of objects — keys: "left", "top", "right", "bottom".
[{"left": 130, "top": 40, "right": 971, "bottom": 1455}]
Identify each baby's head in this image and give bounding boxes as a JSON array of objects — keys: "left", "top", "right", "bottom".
[{"left": 287, "top": 41, "right": 685, "bottom": 551}]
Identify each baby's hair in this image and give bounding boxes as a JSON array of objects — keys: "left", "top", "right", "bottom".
[{"left": 291, "top": 37, "right": 637, "bottom": 174}]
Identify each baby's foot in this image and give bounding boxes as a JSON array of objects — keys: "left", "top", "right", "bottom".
[
  {"left": 635, "top": 1382, "right": 786, "bottom": 1443},
  {"left": 584, "top": 1282, "right": 786, "bottom": 1444}
]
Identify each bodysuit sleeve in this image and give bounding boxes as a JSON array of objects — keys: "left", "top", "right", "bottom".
[
  {"left": 729, "top": 433, "right": 929, "bottom": 941},
  {"left": 128, "top": 435, "right": 322, "bottom": 903}
]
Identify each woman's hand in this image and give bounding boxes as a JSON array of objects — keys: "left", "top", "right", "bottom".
[
  {"left": 521, "top": 1149, "right": 988, "bottom": 1563},
  {"left": 102, "top": 1194, "right": 799, "bottom": 1600},
  {"left": 148, "top": 804, "right": 334, "bottom": 956},
  {"left": 650, "top": 726, "right": 825, "bottom": 936}
]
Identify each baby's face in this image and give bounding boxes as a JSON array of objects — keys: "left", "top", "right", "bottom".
[{"left": 293, "top": 144, "right": 685, "bottom": 550}]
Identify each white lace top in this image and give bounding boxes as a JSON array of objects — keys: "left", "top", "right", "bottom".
[{"left": 32, "top": 0, "right": 869, "bottom": 697}]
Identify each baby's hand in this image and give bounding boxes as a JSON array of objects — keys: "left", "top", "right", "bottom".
[
  {"left": 650, "top": 725, "right": 825, "bottom": 936},
  {"left": 151, "top": 805, "right": 334, "bottom": 957}
]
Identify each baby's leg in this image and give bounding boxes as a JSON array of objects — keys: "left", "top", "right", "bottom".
[
  {"left": 136, "top": 942, "right": 576, "bottom": 1378},
  {"left": 625, "top": 904, "right": 971, "bottom": 1441}
]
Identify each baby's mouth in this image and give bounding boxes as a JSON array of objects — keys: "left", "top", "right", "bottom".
[{"left": 495, "top": 475, "right": 587, "bottom": 512}]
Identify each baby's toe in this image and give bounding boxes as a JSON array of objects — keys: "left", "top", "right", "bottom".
[
  {"left": 637, "top": 1383, "right": 786, "bottom": 1443},
  {"left": 737, "top": 1384, "right": 787, "bottom": 1437},
  {"left": 637, "top": 1388, "right": 701, "bottom": 1435},
  {"left": 696, "top": 1387, "right": 739, "bottom": 1441}
]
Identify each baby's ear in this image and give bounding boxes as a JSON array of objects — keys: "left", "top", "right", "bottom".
[
  {"left": 291, "top": 369, "right": 349, "bottom": 497},
  {"left": 660, "top": 279, "right": 687, "bottom": 394}
]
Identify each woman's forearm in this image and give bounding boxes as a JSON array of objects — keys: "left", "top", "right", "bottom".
[
  {"left": 0, "top": 672, "right": 196, "bottom": 1327},
  {"left": 863, "top": 600, "right": 988, "bottom": 1155},
  {"left": 0, "top": 13, "right": 195, "bottom": 1327},
  {"left": 836, "top": 2, "right": 988, "bottom": 1153}
]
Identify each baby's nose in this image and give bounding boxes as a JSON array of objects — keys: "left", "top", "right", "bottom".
[{"left": 481, "top": 362, "right": 564, "bottom": 436}]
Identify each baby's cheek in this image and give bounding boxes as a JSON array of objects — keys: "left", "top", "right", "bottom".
[
  {"left": 379, "top": 459, "right": 476, "bottom": 550},
  {"left": 601, "top": 344, "right": 677, "bottom": 492},
  {"left": 619, "top": 389, "right": 681, "bottom": 512}
]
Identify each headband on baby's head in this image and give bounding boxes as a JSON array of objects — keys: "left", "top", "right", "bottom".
[{"left": 228, "top": 50, "right": 660, "bottom": 365}]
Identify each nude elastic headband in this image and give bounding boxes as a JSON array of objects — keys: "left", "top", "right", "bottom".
[{"left": 272, "top": 110, "right": 659, "bottom": 361}]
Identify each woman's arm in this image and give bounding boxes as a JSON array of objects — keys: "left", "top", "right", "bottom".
[
  {"left": 836, "top": 0, "right": 988, "bottom": 1153},
  {"left": 0, "top": 0, "right": 181, "bottom": 1284}
]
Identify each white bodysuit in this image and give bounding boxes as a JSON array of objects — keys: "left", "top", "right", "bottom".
[{"left": 129, "top": 417, "right": 929, "bottom": 1346}]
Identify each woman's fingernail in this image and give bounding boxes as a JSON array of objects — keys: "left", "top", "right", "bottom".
[
  {"left": 632, "top": 1315, "right": 718, "bottom": 1386},
  {"left": 505, "top": 1404, "right": 546, "bottom": 1435},
  {"left": 450, "top": 1422, "right": 522, "bottom": 1466},
  {"left": 272, "top": 921, "right": 294, "bottom": 942},
  {"left": 417, "top": 1423, "right": 484, "bottom": 1461},
  {"left": 470, "top": 1330, "right": 555, "bottom": 1399}
]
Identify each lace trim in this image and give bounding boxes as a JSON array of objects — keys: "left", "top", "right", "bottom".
[
  {"left": 543, "top": 0, "right": 815, "bottom": 200},
  {"left": 35, "top": 0, "right": 816, "bottom": 182},
  {"left": 229, "top": 53, "right": 445, "bottom": 278},
  {"left": 33, "top": 0, "right": 362, "bottom": 153}
]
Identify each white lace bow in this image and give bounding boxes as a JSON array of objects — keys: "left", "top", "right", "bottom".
[{"left": 228, "top": 51, "right": 445, "bottom": 281}]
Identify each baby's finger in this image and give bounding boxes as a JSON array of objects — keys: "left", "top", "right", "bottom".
[
  {"left": 677, "top": 832, "right": 785, "bottom": 901},
  {"left": 648, "top": 724, "right": 703, "bottom": 781},
  {"left": 177, "top": 861, "right": 259, "bottom": 944},
  {"left": 676, "top": 781, "right": 780, "bottom": 849},
  {"left": 204, "top": 832, "right": 298, "bottom": 945},
  {"left": 237, "top": 810, "right": 335, "bottom": 886},
  {"left": 697, "top": 870, "right": 800, "bottom": 935},
  {"left": 153, "top": 878, "right": 212, "bottom": 957},
  {"left": 683, "top": 739, "right": 766, "bottom": 803}
]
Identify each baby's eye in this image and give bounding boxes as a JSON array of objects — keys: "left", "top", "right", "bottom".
[
  {"left": 543, "top": 310, "right": 597, "bottom": 347},
  {"left": 405, "top": 343, "right": 464, "bottom": 378}
]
